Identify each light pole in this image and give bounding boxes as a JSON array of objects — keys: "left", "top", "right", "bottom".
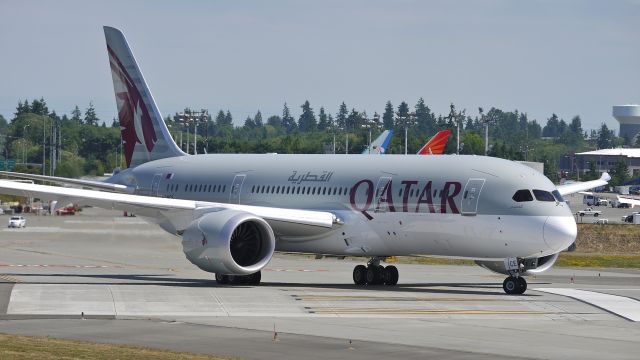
[
  {"left": 22, "top": 124, "right": 29, "bottom": 164},
  {"left": 42, "top": 115, "right": 47, "bottom": 175},
  {"left": 395, "top": 112, "right": 416, "bottom": 155}
]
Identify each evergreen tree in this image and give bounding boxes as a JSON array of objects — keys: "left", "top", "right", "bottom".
[
  {"left": 298, "top": 100, "right": 317, "bottom": 132},
  {"left": 542, "top": 114, "right": 560, "bottom": 138},
  {"left": 346, "top": 108, "right": 361, "bottom": 130},
  {"left": 254, "top": 111, "right": 263, "bottom": 127},
  {"left": 84, "top": 102, "right": 99, "bottom": 125},
  {"left": 244, "top": 116, "right": 256, "bottom": 129},
  {"left": 382, "top": 101, "right": 394, "bottom": 129},
  {"left": 30, "top": 98, "right": 49, "bottom": 115},
  {"left": 224, "top": 111, "right": 233, "bottom": 126},
  {"left": 597, "top": 123, "right": 614, "bottom": 149},
  {"left": 397, "top": 101, "right": 410, "bottom": 119},
  {"left": 214, "top": 110, "right": 227, "bottom": 126},
  {"left": 71, "top": 105, "right": 82, "bottom": 124},
  {"left": 317, "top": 107, "right": 329, "bottom": 130},
  {"left": 267, "top": 115, "right": 282, "bottom": 128},
  {"left": 336, "top": 102, "right": 348, "bottom": 129},
  {"left": 281, "top": 103, "right": 296, "bottom": 132},
  {"left": 414, "top": 97, "right": 434, "bottom": 133},
  {"left": 15, "top": 99, "right": 30, "bottom": 117}
]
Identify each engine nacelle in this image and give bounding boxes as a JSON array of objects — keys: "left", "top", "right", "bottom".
[
  {"left": 182, "top": 210, "right": 275, "bottom": 275},
  {"left": 475, "top": 253, "right": 559, "bottom": 276}
]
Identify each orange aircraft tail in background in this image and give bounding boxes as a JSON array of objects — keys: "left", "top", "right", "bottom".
[{"left": 416, "top": 129, "right": 452, "bottom": 155}]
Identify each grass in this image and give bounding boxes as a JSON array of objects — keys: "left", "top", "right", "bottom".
[
  {"left": 555, "top": 253, "right": 640, "bottom": 268},
  {"left": 0, "top": 333, "right": 236, "bottom": 360}
]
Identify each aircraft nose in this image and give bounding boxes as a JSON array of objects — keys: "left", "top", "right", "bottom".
[{"left": 543, "top": 216, "right": 577, "bottom": 252}]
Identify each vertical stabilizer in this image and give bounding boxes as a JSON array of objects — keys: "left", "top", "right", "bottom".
[
  {"left": 362, "top": 130, "right": 393, "bottom": 155},
  {"left": 104, "top": 26, "right": 186, "bottom": 168},
  {"left": 417, "top": 129, "right": 452, "bottom": 155}
]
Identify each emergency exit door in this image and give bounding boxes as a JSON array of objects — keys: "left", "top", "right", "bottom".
[
  {"left": 461, "top": 178, "right": 485, "bottom": 215},
  {"left": 229, "top": 174, "right": 246, "bottom": 204}
]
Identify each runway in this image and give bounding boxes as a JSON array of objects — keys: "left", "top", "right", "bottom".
[{"left": 1, "top": 208, "right": 639, "bottom": 359}]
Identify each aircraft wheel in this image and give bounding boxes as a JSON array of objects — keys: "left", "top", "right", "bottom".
[
  {"left": 503, "top": 276, "right": 518, "bottom": 295},
  {"left": 366, "top": 265, "right": 383, "bottom": 285},
  {"left": 247, "top": 271, "right": 261, "bottom": 285},
  {"left": 215, "top": 273, "right": 230, "bottom": 285},
  {"left": 353, "top": 265, "right": 367, "bottom": 285},
  {"left": 383, "top": 265, "right": 399, "bottom": 285},
  {"left": 517, "top": 277, "right": 527, "bottom": 294}
]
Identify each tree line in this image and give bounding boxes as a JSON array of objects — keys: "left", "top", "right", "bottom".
[{"left": 0, "top": 97, "right": 625, "bottom": 183}]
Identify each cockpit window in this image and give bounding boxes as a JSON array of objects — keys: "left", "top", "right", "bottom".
[
  {"left": 533, "top": 189, "right": 555, "bottom": 202},
  {"left": 552, "top": 190, "right": 564, "bottom": 202},
  {"left": 512, "top": 189, "right": 533, "bottom": 202}
]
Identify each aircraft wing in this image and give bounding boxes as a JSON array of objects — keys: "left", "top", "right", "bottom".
[
  {"left": 556, "top": 172, "right": 611, "bottom": 196},
  {"left": 0, "top": 171, "right": 131, "bottom": 193},
  {"left": 417, "top": 130, "right": 451, "bottom": 155},
  {"left": 0, "top": 180, "right": 339, "bottom": 235}
]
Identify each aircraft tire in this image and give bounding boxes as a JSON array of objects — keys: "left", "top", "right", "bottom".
[
  {"left": 247, "top": 271, "right": 262, "bottom": 285},
  {"left": 366, "top": 265, "right": 383, "bottom": 285},
  {"left": 353, "top": 265, "right": 367, "bottom": 285},
  {"left": 215, "top": 274, "right": 230, "bottom": 285},
  {"left": 503, "top": 277, "right": 518, "bottom": 294},
  {"left": 517, "top": 277, "right": 527, "bottom": 294},
  {"left": 384, "top": 265, "right": 399, "bottom": 286}
]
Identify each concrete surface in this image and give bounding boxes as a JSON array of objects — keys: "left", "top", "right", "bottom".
[{"left": 0, "top": 208, "right": 639, "bottom": 359}]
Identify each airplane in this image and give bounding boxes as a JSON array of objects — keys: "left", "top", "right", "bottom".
[
  {"left": 362, "top": 130, "right": 393, "bottom": 155},
  {"left": 417, "top": 129, "right": 451, "bottom": 155},
  {"left": 0, "top": 26, "right": 611, "bottom": 294}
]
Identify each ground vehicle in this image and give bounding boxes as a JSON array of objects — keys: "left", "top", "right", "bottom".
[
  {"left": 55, "top": 206, "right": 76, "bottom": 215},
  {"left": 8, "top": 216, "right": 26, "bottom": 228},
  {"left": 596, "top": 198, "right": 609, "bottom": 206},
  {"left": 577, "top": 208, "right": 602, "bottom": 217}
]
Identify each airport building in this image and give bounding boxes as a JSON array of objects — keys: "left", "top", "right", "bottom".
[
  {"left": 560, "top": 148, "right": 640, "bottom": 178},
  {"left": 614, "top": 104, "right": 640, "bottom": 142}
]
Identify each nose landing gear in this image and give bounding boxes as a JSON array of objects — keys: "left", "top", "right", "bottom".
[
  {"left": 503, "top": 276, "right": 527, "bottom": 295},
  {"left": 352, "top": 257, "right": 399, "bottom": 286},
  {"left": 503, "top": 257, "right": 527, "bottom": 294}
]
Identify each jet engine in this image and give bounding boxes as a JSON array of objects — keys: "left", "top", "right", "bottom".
[
  {"left": 181, "top": 210, "right": 275, "bottom": 275},
  {"left": 475, "top": 253, "right": 559, "bottom": 276}
]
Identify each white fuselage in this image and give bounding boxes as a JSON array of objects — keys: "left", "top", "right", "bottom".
[{"left": 115, "top": 153, "right": 576, "bottom": 261}]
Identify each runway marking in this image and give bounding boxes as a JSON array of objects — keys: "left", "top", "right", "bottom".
[
  {"left": 535, "top": 288, "right": 640, "bottom": 321},
  {"left": 0, "top": 264, "right": 114, "bottom": 269},
  {"left": 0, "top": 274, "right": 22, "bottom": 283},
  {"left": 265, "top": 268, "right": 329, "bottom": 272},
  {"left": 306, "top": 307, "right": 556, "bottom": 315},
  {"left": 293, "top": 295, "right": 508, "bottom": 302}
]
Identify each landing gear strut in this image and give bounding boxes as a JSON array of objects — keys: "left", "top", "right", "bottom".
[
  {"left": 215, "top": 271, "right": 261, "bottom": 285},
  {"left": 352, "top": 257, "right": 399, "bottom": 286}
]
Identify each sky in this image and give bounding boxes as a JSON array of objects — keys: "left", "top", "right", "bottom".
[{"left": 0, "top": 0, "right": 639, "bottom": 131}]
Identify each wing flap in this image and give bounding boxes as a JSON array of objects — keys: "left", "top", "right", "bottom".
[{"left": 0, "top": 171, "right": 131, "bottom": 192}]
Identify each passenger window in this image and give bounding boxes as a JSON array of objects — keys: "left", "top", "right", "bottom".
[
  {"left": 223, "top": 185, "right": 226, "bottom": 192},
  {"left": 533, "top": 189, "right": 555, "bottom": 202},
  {"left": 512, "top": 189, "right": 533, "bottom": 202},
  {"left": 552, "top": 190, "right": 565, "bottom": 202}
]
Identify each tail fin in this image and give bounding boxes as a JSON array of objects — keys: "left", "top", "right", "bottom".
[
  {"left": 104, "top": 26, "right": 185, "bottom": 168},
  {"left": 417, "top": 129, "right": 451, "bottom": 155},
  {"left": 362, "top": 130, "right": 393, "bottom": 155}
]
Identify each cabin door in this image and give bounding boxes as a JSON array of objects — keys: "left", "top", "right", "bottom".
[
  {"left": 229, "top": 174, "right": 246, "bottom": 204},
  {"left": 461, "top": 178, "right": 485, "bottom": 215}
]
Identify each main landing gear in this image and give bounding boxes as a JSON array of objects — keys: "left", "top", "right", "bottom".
[
  {"left": 215, "top": 271, "right": 261, "bottom": 285},
  {"left": 352, "top": 257, "right": 399, "bottom": 286}
]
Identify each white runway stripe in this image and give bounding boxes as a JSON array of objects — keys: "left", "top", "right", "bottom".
[{"left": 535, "top": 288, "right": 640, "bottom": 321}]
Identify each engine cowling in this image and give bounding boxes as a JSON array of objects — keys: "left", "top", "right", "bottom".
[
  {"left": 182, "top": 210, "right": 275, "bottom": 275},
  {"left": 475, "top": 253, "right": 559, "bottom": 276}
]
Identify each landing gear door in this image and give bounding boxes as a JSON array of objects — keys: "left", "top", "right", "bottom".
[
  {"left": 151, "top": 174, "right": 162, "bottom": 196},
  {"left": 229, "top": 174, "right": 246, "bottom": 204},
  {"left": 374, "top": 176, "right": 392, "bottom": 213},
  {"left": 461, "top": 178, "right": 485, "bottom": 216}
]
